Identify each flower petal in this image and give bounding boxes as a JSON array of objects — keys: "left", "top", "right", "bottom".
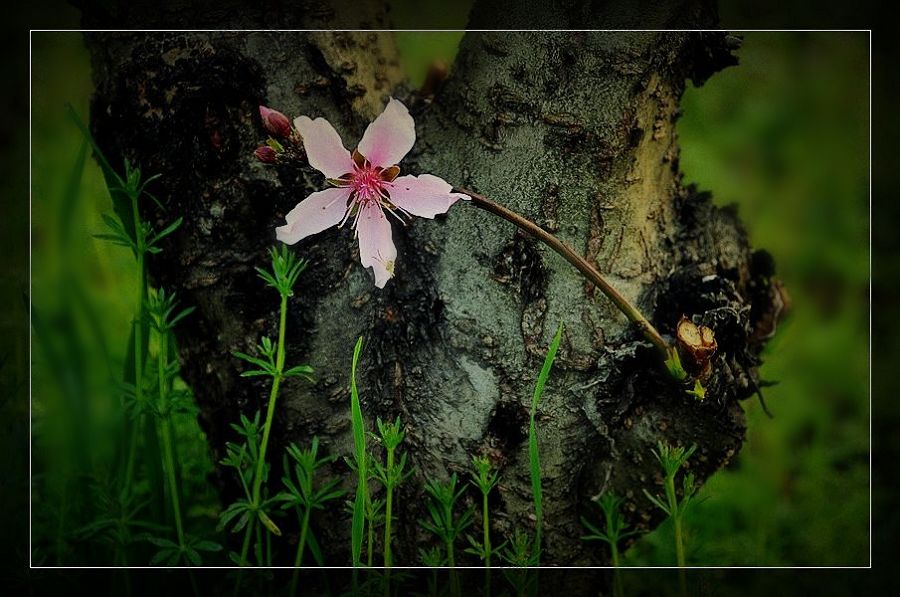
[
  {"left": 276, "top": 187, "right": 351, "bottom": 244},
  {"left": 294, "top": 116, "right": 354, "bottom": 179},
  {"left": 357, "top": 98, "right": 416, "bottom": 168},
  {"left": 387, "top": 174, "right": 469, "bottom": 219},
  {"left": 356, "top": 203, "right": 397, "bottom": 288}
]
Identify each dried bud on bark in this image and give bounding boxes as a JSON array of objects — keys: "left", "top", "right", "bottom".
[{"left": 676, "top": 316, "right": 718, "bottom": 377}]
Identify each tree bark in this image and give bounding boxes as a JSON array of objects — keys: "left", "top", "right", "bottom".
[{"left": 82, "top": 1, "right": 778, "bottom": 569}]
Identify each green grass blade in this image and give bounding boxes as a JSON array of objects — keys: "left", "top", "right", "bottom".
[
  {"left": 65, "top": 104, "right": 137, "bottom": 245},
  {"left": 59, "top": 139, "right": 87, "bottom": 250},
  {"left": 349, "top": 336, "right": 366, "bottom": 566},
  {"left": 529, "top": 322, "right": 563, "bottom": 564}
]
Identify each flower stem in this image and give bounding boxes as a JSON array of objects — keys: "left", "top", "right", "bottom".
[
  {"left": 384, "top": 446, "right": 395, "bottom": 569},
  {"left": 238, "top": 293, "right": 289, "bottom": 567},
  {"left": 459, "top": 188, "right": 669, "bottom": 356}
]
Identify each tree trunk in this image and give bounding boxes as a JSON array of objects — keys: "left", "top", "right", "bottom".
[{"left": 82, "top": 1, "right": 779, "bottom": 568}]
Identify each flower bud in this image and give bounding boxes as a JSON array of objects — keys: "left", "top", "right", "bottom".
[
  {"left": 259, "top": 105, "right": 292, "bottom": 138},
  {"left": 255, "top": 146, "right": 277, "bottom": 164}
]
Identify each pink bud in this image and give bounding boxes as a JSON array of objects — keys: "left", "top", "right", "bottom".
[
  {"left": 259, "top": 105, "right": 292, "bottom": 138},
  {"left": 255, "top": 146, "right": 277, "bottom": 164}
]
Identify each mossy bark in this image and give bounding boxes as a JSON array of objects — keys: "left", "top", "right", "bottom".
[{"left": 82, "top": 0, "right": 780, "bottom": 569}]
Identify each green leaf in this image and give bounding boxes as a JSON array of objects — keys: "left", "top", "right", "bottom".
[
  {"left": 193, "top": 540, "right": 223, "bottom": 552},
  {"left": 528, "top": 322, "right": 563, "bottom": 565},
  {"left": 258, "top": 509, "right": 282, "bottom": 536},
  {"left": 146, "top": 536, "right": 178, "bottom": 548},
  {"left": 349, "top": 336, "right": 367, "bottom": 567},
  {"left": 232, "top": 511, "right": 251, "bottom": 533},
  {"left": 148, "top": 216, "right": 183, "bottom": 247},
  {"left": 643, "top": 489, "right": 671, "bottom": 515},
  {"left": 232, "top": 351, "right": 272, "bottom": 369},
  {"left": 167, "top": 306, "right": 195, "bottom": 329},
  {"left": 283, "top": 364, "right": 315, "bottom": 379},
  {"left": 184, "top": 547, "right": 201, "bottom": 566},
  {"left": 240, "top": 370, "right": 272, "bottom": 378}
]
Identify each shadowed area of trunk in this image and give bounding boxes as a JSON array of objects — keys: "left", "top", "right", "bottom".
[{"left": 81, "top": 0, "right": 779, "bottom": 572}]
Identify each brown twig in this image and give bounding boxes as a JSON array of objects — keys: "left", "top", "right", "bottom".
[{"left": 457, "top": 187, "right": 670, "bottom": 356}]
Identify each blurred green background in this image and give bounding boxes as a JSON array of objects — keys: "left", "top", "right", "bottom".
[{"left": 27, "top": 30, "right": 869, "bottom": 567}]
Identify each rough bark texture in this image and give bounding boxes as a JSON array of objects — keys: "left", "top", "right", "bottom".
[{"left": 82, "top": 0, "right": 779, "bottom": 571}]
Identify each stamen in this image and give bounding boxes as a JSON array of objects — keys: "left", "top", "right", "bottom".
[
  {"left": 338, "top": 195, "right": 358, "bottom": 228},
  {"left": 350, "top": 205, "right": 364, "bottom": 230},
  {"left": 382, "top": 204, "right": 407, "bottom": 226}
]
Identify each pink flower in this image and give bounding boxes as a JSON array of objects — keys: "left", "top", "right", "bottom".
[
  {"left": 276, "top": 98, "right": 468, "bottom": 288},
  {"left": 259, "top": 105, "right": 292, "bottom": 138}
]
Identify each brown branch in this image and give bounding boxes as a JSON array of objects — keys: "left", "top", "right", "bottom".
[{"left": 458, "top": 187, "right": 670, "bottom": 357}]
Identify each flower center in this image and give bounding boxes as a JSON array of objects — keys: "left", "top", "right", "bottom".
[{"left": 351, "top": 165, "right": 386, "bottom": 205}]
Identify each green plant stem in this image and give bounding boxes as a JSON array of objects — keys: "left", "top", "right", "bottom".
[
  {"left": 664, "top": 474, "right": 685, "bottom": 568},
  {"left": 483, "top": 491, "right": 492, "bottom": 596},
  {"left": 445, "top": 518, "right": 456, "bottom": 567},
  {"left": 256, "top": 522, "right": 264, "bottom": 564},
  {"left": 367, "top": 516, "right": 374, "bottom": 568},
  {"left": 482, "top": 492, "right": 491, "bottom": 567},
  {"left": 124, "top": 191, "right": 146, "bottom": 494},
  {"left": 297, "top": 507, "right": 312, "bottom": 566},
  {"left": 238, "top": 293, "right": 289, "bottom": 567},
  {"left": 157, "top": 333, "right": 186, "bottom": 552},
  {"left": 384, "top": 447, "right": 395, "bottom": 568},
  {"left": 673, "top": 514, "right": 685, "bottom": 568},
  {"left": 447, "top": 533, "right": 459, "bottom": 597},
  {"left": 289, "top": 505, "right": 310, "bottom": 597},
  {"left": 612, "top": 563, "right": 624, "bottom": 597},
  {"left": 160, "top": 406, "right": 186, "bottom": 552},
  {"left": 237, "top": 520, "right": 255, "bottom": 571},
  {"left": 123, "top": 420, "right": 139, "bottom": 494},
  {"left": 460, "top": 188, "right": 669, "bottom": 357}
]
